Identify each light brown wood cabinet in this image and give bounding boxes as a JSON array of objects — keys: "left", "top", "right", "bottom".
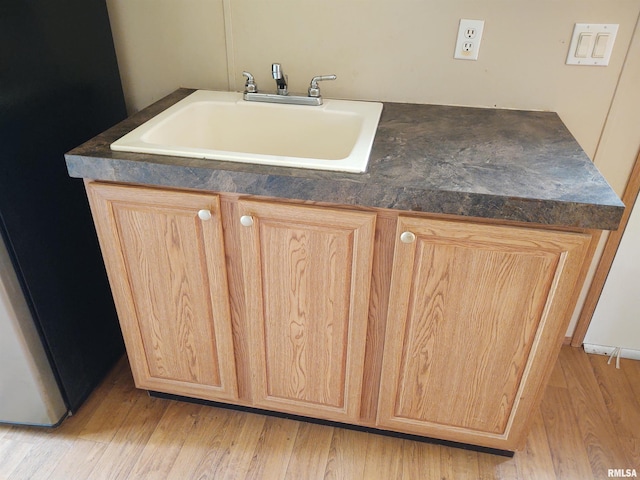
[
  {"left": 85, "top": 181, "right": 593, "bottom": 451},
  {"left": 86, "top": 183, "right": 239, "bottom": 402},
  {"left": 237, "top": 200, "right": 376, "bottom": 422},
  {"left": 376, "top": 216, "right": 591, "bottom": 449}
]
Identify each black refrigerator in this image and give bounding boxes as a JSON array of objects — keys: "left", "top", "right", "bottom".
[{"left": 0, "top": 0, "right": 126, "bottom": 425}]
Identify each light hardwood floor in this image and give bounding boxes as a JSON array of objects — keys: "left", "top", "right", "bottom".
[{"left": 0, "top": 346, "right": 638, "bottom": 479}]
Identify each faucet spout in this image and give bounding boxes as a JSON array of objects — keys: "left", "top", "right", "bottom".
[
  {"left": 243, "top": 63, "right": 333, "bottom": 106},
  {"left": 271, "top": 63, "right": 288, "bottom": 95}
]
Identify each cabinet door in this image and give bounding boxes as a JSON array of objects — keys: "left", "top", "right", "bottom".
[
  {"left": 377, "top": 216, "right": 590, "bottom": 449},
  {"left": 238, "top": 200, "right": 376, "bottom": 422},
  {"left": 86, "top": 183, "right": 238, "bottom": 401}
]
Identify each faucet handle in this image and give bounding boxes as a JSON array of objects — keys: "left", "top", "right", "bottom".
[
  {"left": 242, "top": 71, "right": 257, "bottom": 93},
  {"left": 308, "top": 75, "right": 337, "bottom": 97}
]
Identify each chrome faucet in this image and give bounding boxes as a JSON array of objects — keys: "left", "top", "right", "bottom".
[
  {"left": 242, "top": 63, "right": 336, "bottom": 106},
  {"left": 242, "top": 71, "right": 257, "bottom": 93},
  {"left": 309, "top": 75, "right": 337, "bottom": 98},
  {"left": 272, "top": 63, "right": 288, "bottom": 95}
]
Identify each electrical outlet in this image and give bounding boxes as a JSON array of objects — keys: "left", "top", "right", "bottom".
[
  {"left": 464, "top": 28, "right": 477, "bottom": 39},
  {"left": 454, "top": 19, "right": 484, "bottom": 60}
]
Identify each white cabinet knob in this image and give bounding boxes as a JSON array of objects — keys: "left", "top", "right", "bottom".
[
  {"left": 198, "top": 209, "right": 212, "bottom": 221},
  {"left": 400, "top": 231, "right": 416, "bottom": 243},
  {"left": 240, "top": 215, "right": 254, "bottom": 227}
]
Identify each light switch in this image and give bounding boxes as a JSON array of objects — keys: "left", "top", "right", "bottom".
[
  {"left": 592, "top": 33, "right": 610, "bottom": 58},
  {"left": 566, "top": 23, "right": 618, "bottom": 66},
  {"left": 575, "top": 33, "right": 593, "bottom": 58}
]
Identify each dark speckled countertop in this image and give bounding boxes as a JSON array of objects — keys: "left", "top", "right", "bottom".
[{"left": 66, "top": 88, "right": 624, "bottom": 230}]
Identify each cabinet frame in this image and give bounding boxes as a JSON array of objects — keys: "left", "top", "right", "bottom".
[{"left": 84, "top": 181, "right": 598, "bottom": 451}]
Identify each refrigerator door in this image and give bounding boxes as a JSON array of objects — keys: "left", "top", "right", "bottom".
[
  {"left": 0, "top": 0, "right": 126, "bottom": 412},
  {"left": 0, "top": 234, "right": 67, "bottom": 426}
]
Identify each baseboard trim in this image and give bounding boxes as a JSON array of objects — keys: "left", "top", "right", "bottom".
[{"left": 583, "top": 344, "right": 640, "bottom": 361}]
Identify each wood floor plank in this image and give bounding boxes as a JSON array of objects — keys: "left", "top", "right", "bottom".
[
  {"left": 1, "top": 425, "right": 53, "bottom": 446},
  {"left": 44, "top": 439, "right": 106, "bottom": 480},
  {"left": 0, "top": 424, "right": 11, "bottom": 440},
  {"left": 514, "top": 409, "right": 556, "bottom": 480},
  {"left": 7, "top": 435, "right": 73, "bottom": 480},
  {"left": 619, "top": 436, "right": 640, "bottom": 470},
  {"left": 324, "top": 428, "right": 369, "bottom": 480},
  {"left": 87, "top": 393, "right": 170, "bottom": 480},
  {"left": 440, "top": 445, "right": 480, "bottom": 480},
  {"left": 546, "top": 355, "right": 568, "bottom": 389},
  {"left": 589, "top": 352, "right": 640, "bottom": 469},
  {"left": 623, "top": 355, "right": 640, "bottom": 401},
  {"left": 495, "top": 455, "right": 521, "bottom": 480},
  {"left": 215, "top": 412, "right": 267, "bottom": 480},
  {"left": 126, "top": 401, "right": 205, "bottom": 480},
  {"left": 168, "top": 408, "right": 248, "bottom": 480},
  {"left": 401, "top": 440, "right": 441, "bottom": 479},
  {"left": 540, "top": 385, "right": 594, "bottom": 480},
  {"left": 623, "top": 358, "right": 640, "bottom": 462},
  {"left": 559, "top": 347, "right": 630, "bottom": 477},
  {"left": 589, "top": 353, "right": 640, "bottom": 437},
  {"left": 476, "top": 452, "right": 502, "bottom": 479},
  {"left": 477, "top": 450, "right": 522, "bottom": 480},
  {"left": 283, "top": 422, "right": 334, "bottom": 480},
  {"left": 361, "top": 433, "right": 404, "bottom": 480},
  {"left": 163, "top": 406, "right": 242, "bottom": 479},
  {"left": 77, "top": 365, "right": 139, "bottom": 444},
  {"left": 244, "top": 416, "right": 300, "bottom": 480},
  {"left": 55, "top": 356, "right": 132, "bottom": 438},
  {"left": 0, "top": 439, "right": 34, "bottom": 479}
]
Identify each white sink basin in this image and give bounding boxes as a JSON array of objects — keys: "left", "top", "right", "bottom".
[{"left": 111, "top": 90, "right": 383, "bottom": 173}]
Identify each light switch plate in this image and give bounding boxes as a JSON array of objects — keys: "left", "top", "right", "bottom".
[{"left": 566, "top": 23, "right": 618, "bottom": 66}]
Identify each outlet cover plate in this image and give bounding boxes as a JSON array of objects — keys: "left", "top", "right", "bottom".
[{"left": 454, "top": 19, "right": 485, "bottom": 61}]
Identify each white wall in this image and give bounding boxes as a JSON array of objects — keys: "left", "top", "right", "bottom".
[
  {"left": 104, "top": 0, "right": 640, "bottom": 336},
  {"left": 585, "top": 192, "right": 640, "bottom": 355},
  {"left": 106, "top": 0, "right": 228, "bottom": 111},
  {"left": 567, "top": 13, "right": 640, "bottom": 334}
]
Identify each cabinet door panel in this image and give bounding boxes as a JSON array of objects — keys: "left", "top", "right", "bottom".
[
  {"left": 87, "top": 183, "right": 238, "bottom": 401},
  {"left": 378, "top": 216, "right": 590, "bottom": 448},
  {"left": 239, "top": 200, "right": 375, "bottom": 422}
]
